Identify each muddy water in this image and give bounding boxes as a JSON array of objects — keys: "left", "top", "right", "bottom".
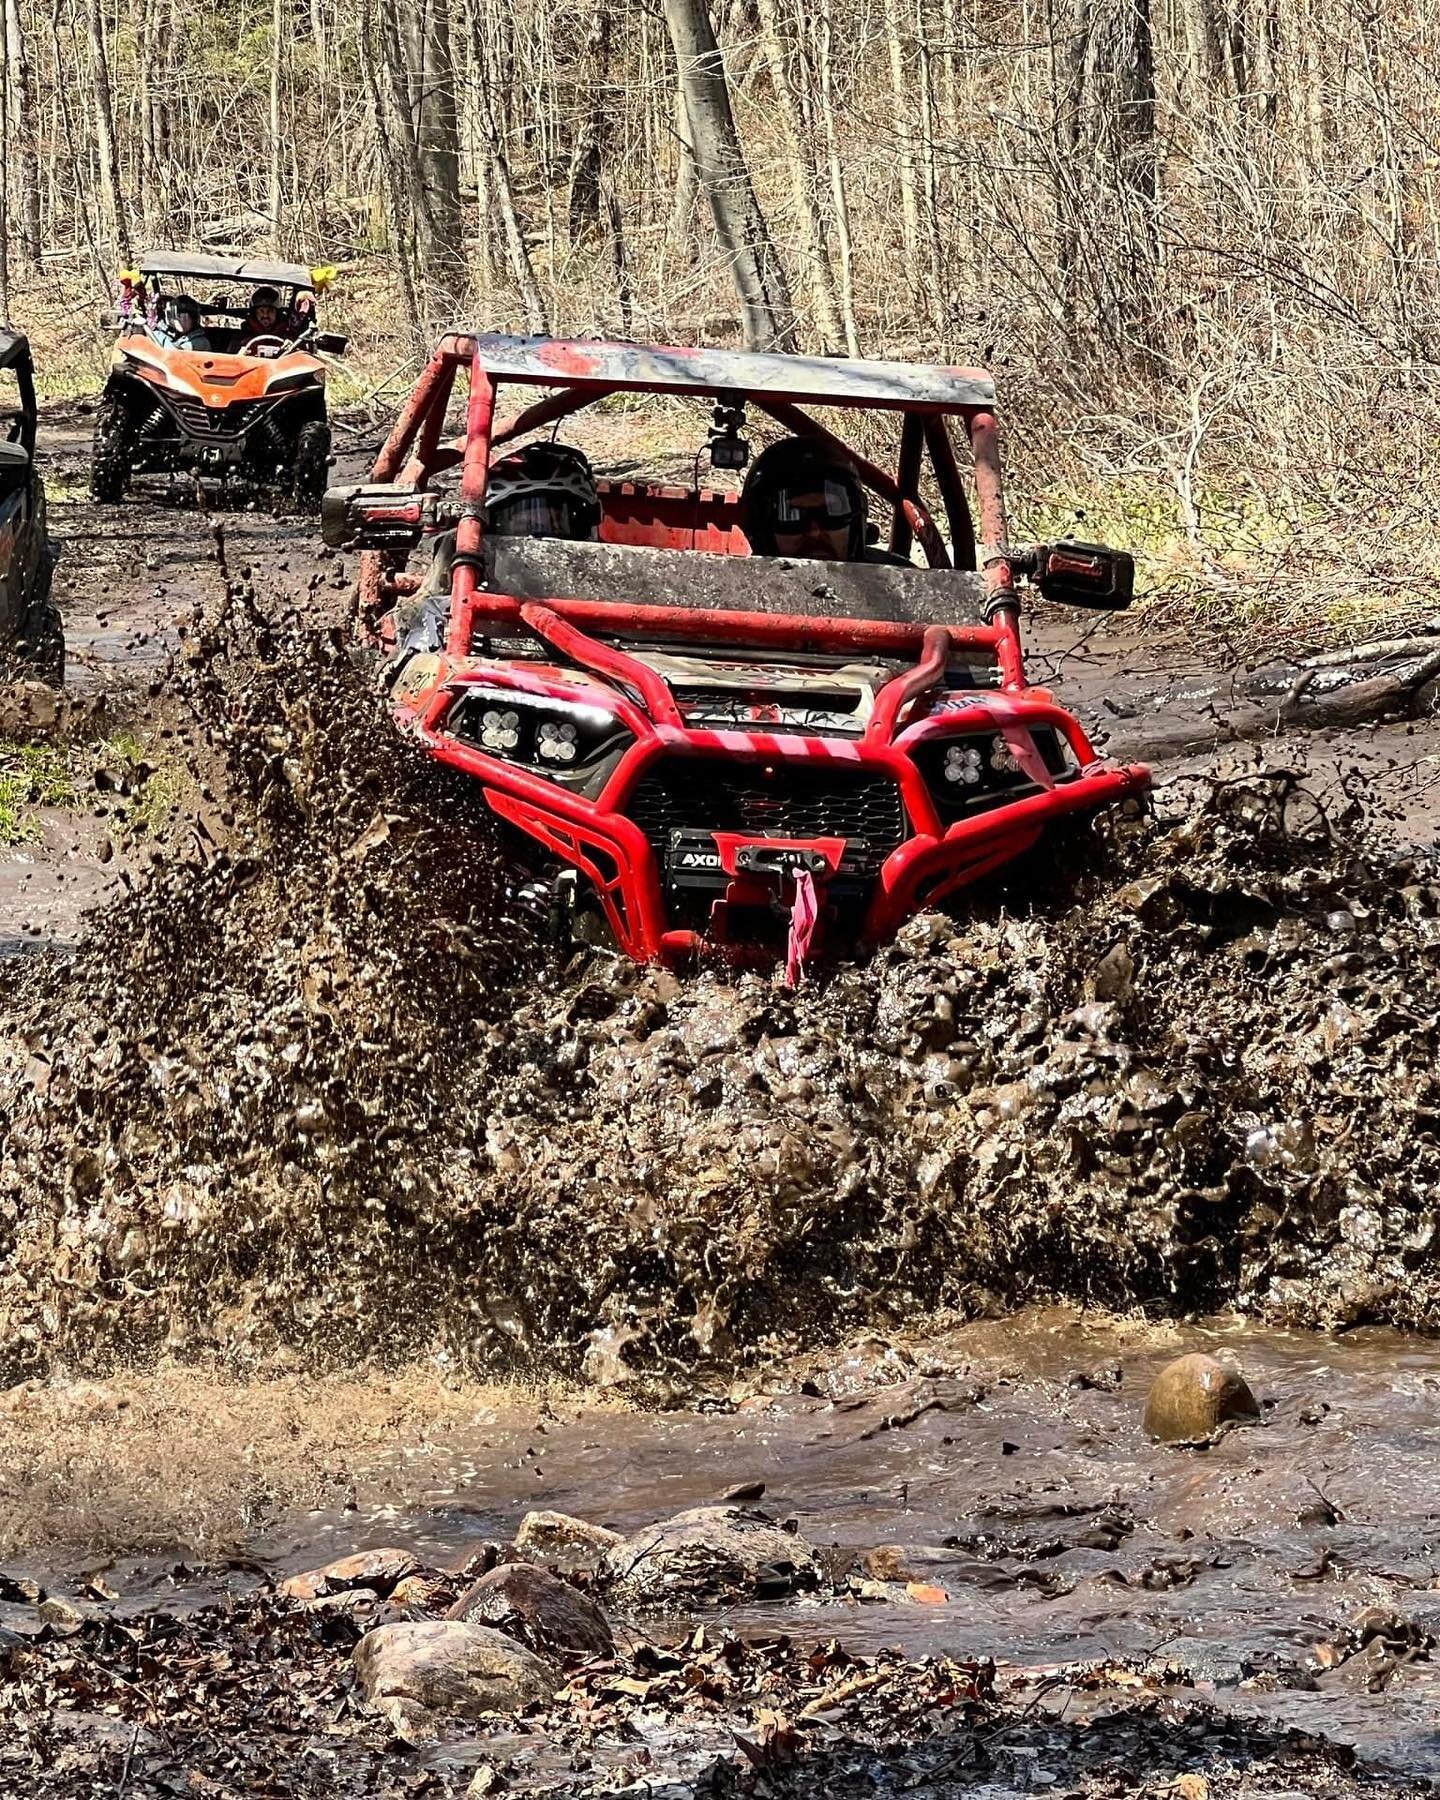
[
  {"left": 5, "top": 409, "right": 1440, "bottom": 1788},
  {"left": 19, "top": 1312, "right": 1435, "bottom": 1778}
]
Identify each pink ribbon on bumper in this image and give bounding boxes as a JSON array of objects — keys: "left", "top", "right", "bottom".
[{"left": 785, "top": 869, "right": 820, "bottom": 987}]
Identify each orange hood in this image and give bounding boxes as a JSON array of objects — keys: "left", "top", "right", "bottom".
[{"left": 115, "top": 334, "right": 325, "bottom": 405}]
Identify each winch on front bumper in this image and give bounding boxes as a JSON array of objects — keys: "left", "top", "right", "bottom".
[{"left": 393, "top": 623, "right": 1150, "bottom": 971}]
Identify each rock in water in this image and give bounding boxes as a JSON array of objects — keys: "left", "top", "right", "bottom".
[
  {"left": 513, "top": 1509, "right": 623, "bottom": 1568},
  {"left": 602, "top": 1505, "right": 821, "bottom": 1607},
  {"left": 1143, "top": 1353, "right": 1260, "bottom": 1443},
  {"left": 353, "top": 1621, "right": 558, "bottom": 1720},
  {"left": 279, "top": 1547, "right": 421, "bottom": 1603},
  {"left": 447, "top": 1562, "right": 613, "bottom": 1660}
]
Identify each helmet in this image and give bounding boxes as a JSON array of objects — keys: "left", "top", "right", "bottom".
[
  {"left": 250, "top": 285, "right": 280, "bottom": 313},
  {"left": 740, "top": 436, "right": 868, "bottom": 558},
  {"left": 485, "top": 442, "right": 600, "bottom": 540}
]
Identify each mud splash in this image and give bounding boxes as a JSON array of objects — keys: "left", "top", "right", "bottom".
[{"left": 0, "top": 585, "right": 1437, "bottom": 1382}]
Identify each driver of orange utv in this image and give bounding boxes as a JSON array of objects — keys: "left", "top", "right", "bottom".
[
  {"left": 741, "top": 436, "right": 907, "bottom": 564},
  {"left": 240, "top": 285, "right": 288, "bottom": 350}
]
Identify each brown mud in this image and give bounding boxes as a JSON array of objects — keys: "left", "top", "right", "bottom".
[
  {"left": 1, "top": 606, "right": 1437, "bottom": 1378},
  {"left": 0, "top": 406, "right": 1437, "bottom": 1377},
  {"left": 3, "top": 405, "right": 1440, "bottom": 1795}
]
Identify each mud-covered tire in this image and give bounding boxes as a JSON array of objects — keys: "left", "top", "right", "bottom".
[
  {"left": 90, "top": 393, "right": 134, "bottom": 503},
  {"left": 290, "top": 419, "right": 331, "bottom": 509}
]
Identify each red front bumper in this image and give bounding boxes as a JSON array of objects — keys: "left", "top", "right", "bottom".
[{"left": 406, "top": 669, "right": 1151, "bottom": 965}]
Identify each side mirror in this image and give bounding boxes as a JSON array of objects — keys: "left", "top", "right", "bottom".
[
  {"left": 1014, "top": 540, "right": 1134, "bottom": 611},
  {"left": 315, "top": 332, "right": 349, "bottom": 356},
  {"left": 321, "top": 482, "right": 434, "bottom": 550}
]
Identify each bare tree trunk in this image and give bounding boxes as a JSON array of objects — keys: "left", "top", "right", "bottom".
[
  {"left": 568, "top": 0, "right": 607, "bottom": 242},
  {"left": 359, "top": 0, "right": 426, "bottom": 354},
  {"left": 604, "top": 186, "right": 634, "bottom": 335},
  {"left": 567, "top": 0, "right": 632, "bottom": 330},
  {"left": 0, "top": 19, "right": 10, "bottom": 319},
  {"left": 661, "top": 0, "right": 796, "bottom": 350},
  {"left": 1095, "top": 0, "right": 1159, "bottom": 358},
  {"left": 465, "top": 0, "right": 547, "bottom": 331},
  {"left": 5, "top": 0, "right": 41, "bottom": 269},
  {"left": 666, "top": 87, "right": 700, "bottom": 267},
  {"left": 459, "top": 1, "right": 503, "bottom": 289},
  {"left": 814, "top": 0, "right": 860, "bottom": 354},
  {"left": 88, "top": 0, "right": 130, "bottom": 261},
  {"left": 1055, "top": 0, "right": 1090, "bottom": 344},
  {"left": 268, "top": 0, "right": 285, "bottom": 247},
  {"left": 884, "top": 0, "right": 921, "bottom": 305},
  {"left": 395, "top": 0, "right": 468, "bottom": 325},
  {"left": 1185, "top": 0, "right": 1224, "bottom": 86},
  {"left": 1247, "top": 0, "right": 1277, "bottom": 122},
  {"left": 915, "top": 0, "right": 946, "bottom": 336},
  {"left": 488, "top": 132, "right": 548, "bottom": 330},
  {"left": 755, "top": 0, "right": 845, "bottom": 350}
]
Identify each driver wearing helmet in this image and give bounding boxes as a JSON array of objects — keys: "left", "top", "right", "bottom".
[
  {"left": 155, "top": 294, "right": 211, "bottom": 352},
  {"left": 393, "top": 442, "right": 601, "bottom": 668},
  {"left": 740, "top": 436, "right": 908, "bottom": 565},
  {"left": 483, "top": 441, "right": 601, "bottom": 540},
  {"left": 240, "top": 285, "right": 288, "bottom": 350}
]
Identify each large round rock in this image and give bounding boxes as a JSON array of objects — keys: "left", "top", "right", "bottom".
[
  {"left": 448, "top": 1561, "right": 614, "bottom": 1660},
  {"left": 353, "top": 1620, "right": 558, "bottom": 1721},
  {"left": 1143, "top": 1353, "right": 1260, "bottom": 1444},
  {"left": 514, "top": 1509, "right": 623, "bottom": 1569},
  {"left": 602, "top": 1505, "right": 821, "bottom": 1608}
]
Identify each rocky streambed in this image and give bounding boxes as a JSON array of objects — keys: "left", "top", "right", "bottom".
[{"left": 3, "top": 1318, "right": 1439, "bottom": 1796}]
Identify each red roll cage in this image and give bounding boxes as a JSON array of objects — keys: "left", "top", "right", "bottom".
[{"left": 359, "top": 331, "right": 1027, "bottom": 688}]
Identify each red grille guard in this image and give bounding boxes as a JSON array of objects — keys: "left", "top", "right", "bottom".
[{"left": 401, "top": 607, "right": 1151, "bottom": 966}]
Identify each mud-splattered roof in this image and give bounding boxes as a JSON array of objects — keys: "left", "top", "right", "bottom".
[
  {"left": 462, "top": 333, "right": 997, "bottom": 410},
  {"left": 137, "top": 251, "right": 316, "bottom": 289}
]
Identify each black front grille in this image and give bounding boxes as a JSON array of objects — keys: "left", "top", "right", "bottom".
[
  {"left": 163, "top": 395, "right": 272, "bottom": 441},
  {"left": 626, "top": 758, "right": 907, "bottom": 870}
]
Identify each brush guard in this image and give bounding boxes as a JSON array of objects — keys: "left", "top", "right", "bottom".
[{"left": 372, "top": 336, "right": 1152, "bottom": 968}]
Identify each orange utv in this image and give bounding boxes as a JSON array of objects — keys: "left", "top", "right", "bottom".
[{"left": 91, "top": 253, "right": 348, "bottom": 508}]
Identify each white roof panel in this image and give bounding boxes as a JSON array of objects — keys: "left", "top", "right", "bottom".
[
  {"left": 459, "top": 333, "right": 997, "bottom": 410},
  {"left": 138, "top": 250, "right": 316, "bottom": 288}
]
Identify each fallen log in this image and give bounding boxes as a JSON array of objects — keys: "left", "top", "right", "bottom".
[{"left": 1102, "top": 647, "right": 1440, "bottom": 764}]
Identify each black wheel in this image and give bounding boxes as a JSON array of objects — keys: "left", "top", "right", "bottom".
[
  {"left": 90, "top": 392, "right": 134, "bottom": 503},
  {"left": 290, "top": 418, "right": 331, "bottom": 509}
]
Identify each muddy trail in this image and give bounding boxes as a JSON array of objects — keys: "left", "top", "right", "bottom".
[
  {"left": 2, "top": 403, "right": 1440, "bottom": 1795},
  {"left": 4, "top": 1314, "right": 1440, "bottom": 1796}
]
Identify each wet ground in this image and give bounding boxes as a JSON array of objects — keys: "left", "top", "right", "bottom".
[
  {"left": 1, "top": 404, "right": 1438, "bottom": 1793},
  {"left": 3, "top": 1311, "right": 1438, "bottom": 1793}
]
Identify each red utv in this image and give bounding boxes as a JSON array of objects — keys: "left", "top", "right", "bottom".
[{"left": 324, "top": 334, "right": 1150, "bottom": 972}]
